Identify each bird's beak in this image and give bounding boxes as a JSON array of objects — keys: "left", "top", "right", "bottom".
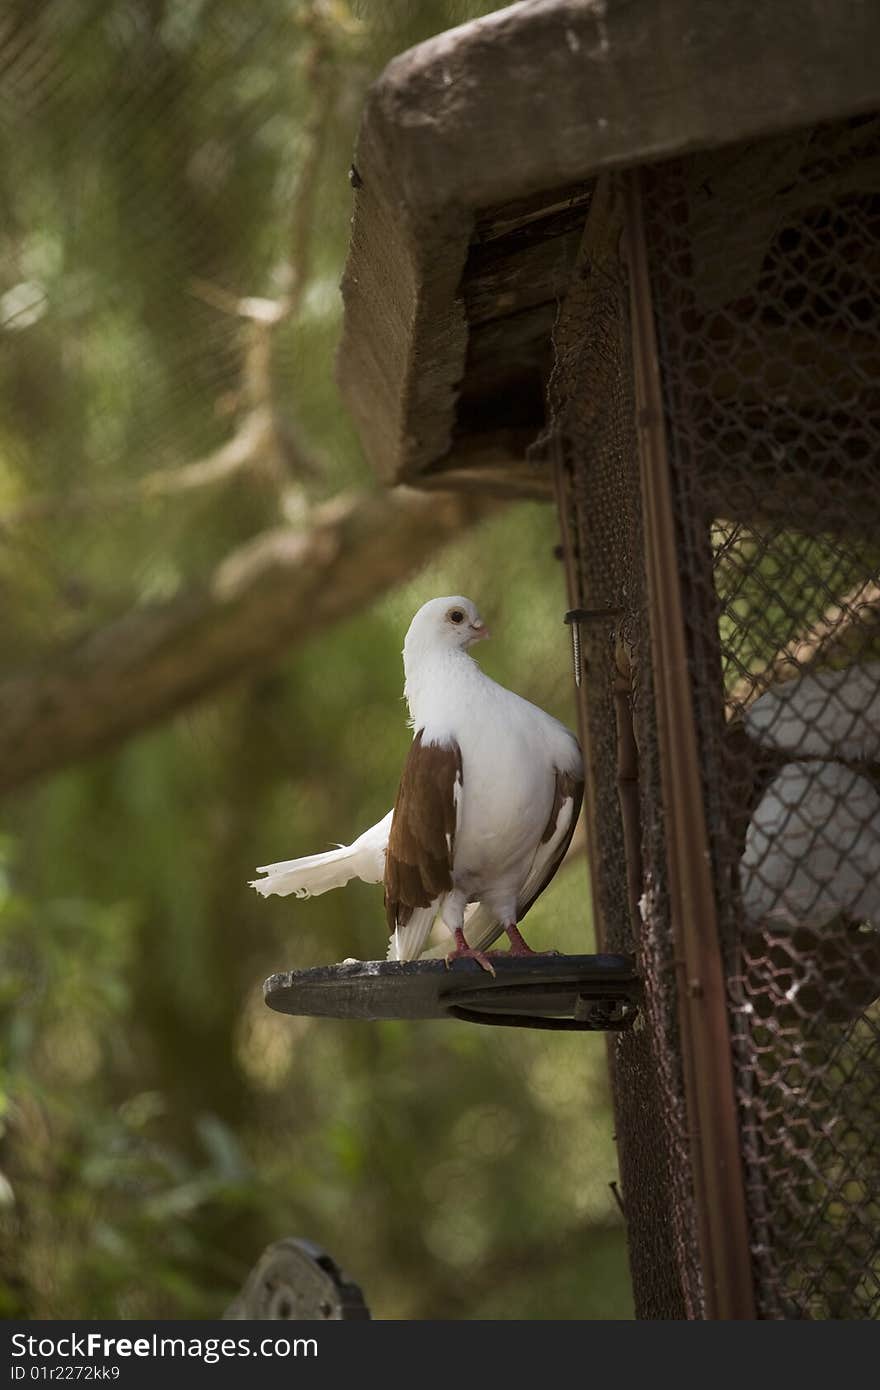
[{"left": 469, "top": 621, "right": 490, "bottom": 642}]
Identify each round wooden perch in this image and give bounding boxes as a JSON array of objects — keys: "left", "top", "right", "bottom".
[{"left": 264, "top": 955, "right": 640, "bottom": 1031}]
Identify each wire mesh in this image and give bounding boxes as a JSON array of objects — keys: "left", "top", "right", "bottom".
[
  {"left": 551, "top": 183, "right": 704, "bottom": 1318},
  {"left": 555, "top": 116, "right": 880, "bottom": 1319},
  {"left": 641, "top": 115, "right": 880, "bottom": 1319}
]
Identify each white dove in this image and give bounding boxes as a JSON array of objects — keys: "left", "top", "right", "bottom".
[
  {"left": 740, "top": 759, "right": 880, "bottom": 929},
  {"left": 250, "top": 596, "right": 584, "bottom": 971},
  {"left": 745, "top": 661, "right": 880, "bottom": 762}
]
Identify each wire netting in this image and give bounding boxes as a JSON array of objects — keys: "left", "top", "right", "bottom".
[
  {"left": 555, "top": 114, "right": 880, "bottom": 1318},
  {"left": 642, "top": 114, "right": 880, "bottom": 1319},
  {"left": 551, "top": 184, "right": 704, "bottom": 1319}
]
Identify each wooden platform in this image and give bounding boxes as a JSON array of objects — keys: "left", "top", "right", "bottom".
[{"left": 264, "top": 954, "right": 640, "bottom": 1031}]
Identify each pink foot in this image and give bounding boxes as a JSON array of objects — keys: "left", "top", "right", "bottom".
[
  {"left": 445, "top": 928, "right": 496, "bottom": 976},
  {"left": 504, "top": 923, "right": 559, "bottom": 957}
]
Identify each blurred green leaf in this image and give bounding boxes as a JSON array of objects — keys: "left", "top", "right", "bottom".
[{"left": 0, "top": 0, "right": 631, "bottom": 1322}]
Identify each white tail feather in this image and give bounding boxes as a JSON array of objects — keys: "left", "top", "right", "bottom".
[
  {"left": 425, "top": 902, "right": 502, "bottom": 959},
  {"left": 387, "top": 905, "right": 440, "bottom": 962},
  {"left": 251, "top": 810, "right": 393, "bottom": 900}
]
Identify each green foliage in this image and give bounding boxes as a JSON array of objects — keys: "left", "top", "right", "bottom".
[
  {"left": 1, "top": 518, "right": 632, "bottom": 1319},
  {"left": 0, "top": 1, "right": 631, "bottom": 1319}
]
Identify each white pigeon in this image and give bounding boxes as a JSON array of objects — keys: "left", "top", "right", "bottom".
[
  {"left": 745, "top": 661, "right": 880, "bottom": 762},
  {"left": 250, "top": 596, "right": 584, "bottom": 971},
  {"left": 740, "top": 759, "right": 880, "bottom": 929}
]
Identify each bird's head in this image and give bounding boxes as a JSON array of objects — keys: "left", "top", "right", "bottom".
[{"left": 404, "top": 596, "right": 490, "bottom": 659}]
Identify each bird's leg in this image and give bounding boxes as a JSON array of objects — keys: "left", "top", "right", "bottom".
[
  {"left": 504, "top": 923, "right": 560, "bottom": 957},
  {"left": 504, "top": 923, "right": 537, "bottom": 955},
  {"left": 445, "top": 928, "right": 497, "bottom": 977}
]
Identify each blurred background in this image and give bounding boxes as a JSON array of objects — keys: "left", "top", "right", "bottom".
[{"left": 0, "top": 0, "right": 631, "bottom": 1319}]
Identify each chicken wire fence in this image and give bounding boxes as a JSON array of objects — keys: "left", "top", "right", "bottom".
[{"left": 553, "top": 114, "right": 880, "bottom": 1319}]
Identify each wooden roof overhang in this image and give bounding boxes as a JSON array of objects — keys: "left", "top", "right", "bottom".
[{"left": 337, "top": 0, "right": 880, "bottom": 500}]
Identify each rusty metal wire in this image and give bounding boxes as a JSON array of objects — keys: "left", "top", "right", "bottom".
[
  {"left": 639, "top": 115, "right": 880, "bottom": 1319},
  {"left": 555, "top": 114, "right": 880, "bottom": 1319},
  {"left": 552, "top": 182, "right": 704, "bottom": 1318}
]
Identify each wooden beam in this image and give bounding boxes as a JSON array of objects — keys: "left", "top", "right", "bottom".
[{"left": 337, "top": 0, "right": 880, "bottom": 495}]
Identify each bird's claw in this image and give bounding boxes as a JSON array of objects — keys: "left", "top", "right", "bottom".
[{"left": 445, "top": 946, "right": 496, "bottom": 977}]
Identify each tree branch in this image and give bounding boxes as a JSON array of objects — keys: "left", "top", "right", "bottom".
[
  {"left": 0, "top": 488, "right": 498, "bottom": 795},
  {"left": 186, "top": 8, "right": 342, "bottom": 488},
  {"left": 0, "top": 410, "right": 278, "bottom": 527}
]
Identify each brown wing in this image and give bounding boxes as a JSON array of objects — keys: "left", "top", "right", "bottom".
[
  {"left": 518, "top": 768, "right": 585, "bottom": 920},
  {"left": 384, "top": 729, "right": 463, "bottom": 932}
]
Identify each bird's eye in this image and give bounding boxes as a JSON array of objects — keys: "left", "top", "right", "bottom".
[{"left": 449, "top": 609, "right": 464, "bottom": 624}]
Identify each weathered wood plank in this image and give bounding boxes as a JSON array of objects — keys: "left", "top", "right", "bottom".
[
  {"left": 337, "top": 0, "right": 880, "bottom": 493},
  {"left": 421, "top": 430, "right": 554, "bottom": 500},
  {"left": 361, "top": 0, "right": 880, "bottom": 217},
  {"left": 463, "top": 210, "right": 585, "bottom": 325},
  {"left": 338, "top": 127, "right": 471, "bottom": 487},
  {"left": 474, "top": 179, "right": 594, "bottom": 244}
]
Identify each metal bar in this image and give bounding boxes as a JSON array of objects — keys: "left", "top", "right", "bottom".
[
  {"left": 612, "top": 638, "right": 645, "bottom": 938},
  {"left": 564, "top": 609, "right": 625, "bottom": 621},
  {"left": 446, "top": 1005, "right": 636, "bottom": 1031},
  {"left": 624, "top": 168, "right": 757, "bottom": 1321},
  {"left": 564, "top": 610, "right": 625, "bottom": 689},
  {"left": 552, "top": 434, "right": 605, "bottom": 945}
]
